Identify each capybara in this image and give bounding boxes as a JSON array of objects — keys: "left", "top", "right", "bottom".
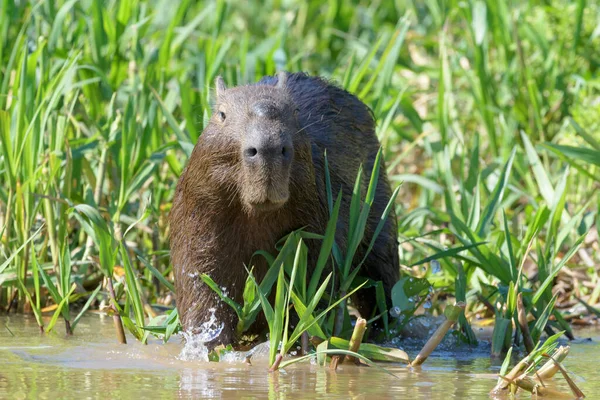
[{"left": 169, "top": 72, "right": 399, "bottom": 345}]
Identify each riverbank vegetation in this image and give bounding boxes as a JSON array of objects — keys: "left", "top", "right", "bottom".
[{"left": 0, "top": 1, "right": 598, "bottom": 396}]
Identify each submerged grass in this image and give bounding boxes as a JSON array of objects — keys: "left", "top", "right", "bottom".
[{"left": 0, "top": 0, "right": 599, "bottom": 385}]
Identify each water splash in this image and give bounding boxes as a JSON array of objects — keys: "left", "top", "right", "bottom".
[{"left": 178, "top": 308, "right": 224, "bottom": 362}]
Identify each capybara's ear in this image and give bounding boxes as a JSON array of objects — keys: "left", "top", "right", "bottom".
[
  {"left": 215, "top": 76, "right": 227, "bottom": 97},
  {"left": 276, "top": 71, "right": 288, "bottom": 89}
]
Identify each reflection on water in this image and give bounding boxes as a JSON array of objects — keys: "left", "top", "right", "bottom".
[{"left": 1, "top": 314, "right": 598, "bottom": 399}]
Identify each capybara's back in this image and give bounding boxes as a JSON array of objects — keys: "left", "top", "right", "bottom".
[{"left": 170, "top": 72, "right": 399, "bottom": 345}]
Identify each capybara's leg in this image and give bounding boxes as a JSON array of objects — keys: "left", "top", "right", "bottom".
[{"left": 176, "top": 276, "right": 238, "bottom": 348}]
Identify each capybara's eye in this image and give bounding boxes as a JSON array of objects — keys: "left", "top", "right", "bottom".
[{"left": 217, "top": 111, "right": 226, "bottom": 121}]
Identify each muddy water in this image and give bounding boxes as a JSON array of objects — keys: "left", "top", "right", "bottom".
[{"left": 1, "top": 314, "right": 598, "bottom": 399}]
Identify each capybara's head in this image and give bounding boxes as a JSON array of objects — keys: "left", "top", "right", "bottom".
[{"left": 200, "top": 72, "right": 302, "bottom": 214}]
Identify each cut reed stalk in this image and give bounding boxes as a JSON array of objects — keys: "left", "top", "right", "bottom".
[
  {"left": 537, "top": 346, "right": 570, "bottom": 380},
  {"left": 511, "top": 375, "right": 574, "bottom": 398},
  {"left": 106, "top": 277, "right": 127, "bottom": 344},
  {"left": 411, "top": 302, "right": 465, "bottom": 367},
  {"left": 268, "top": 354, "right": 283, "bottom": 372},
  {"left": 517, "top": 293, "right": 534, "bottom": 354},
  {"left": 344, "top": 318, "right": 367, "bottom": 365}
]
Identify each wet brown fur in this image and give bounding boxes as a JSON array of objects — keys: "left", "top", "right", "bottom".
[{"left": 169, "top": 72, "right": 399, "bottom": 345}]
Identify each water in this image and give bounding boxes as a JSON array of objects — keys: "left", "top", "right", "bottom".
[{"left": 1, "top": 314, "right": 598, "bottom": 399}]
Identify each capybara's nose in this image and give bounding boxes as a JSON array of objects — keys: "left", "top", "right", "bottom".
[{"left": 243, "top": 137, "right": 293, "bottom": 167}]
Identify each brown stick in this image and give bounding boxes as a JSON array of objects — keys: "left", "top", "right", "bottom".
[
  {"left": 107, "top": 277, "right": 127, "bottom": 344},
  {"left": 269, "top": 353, "right": 283, "bottom": 372},
  {"left": 546, "top": 351, "right": 585, "bottom": 399},
  {"left": 300, "top": 331, "right": 310, "bottom": 356},
  {"left": 65, "top": 319, "right": 73, "bottom": 336},
  {"left": 329, "top": 355, "right": 340, "bottom": 371},
  {"left": 517, "top": 293, "right": 534, "bottom": 354},
  {"left": 476, "top": 293, "right": 496, "bottom": 314},
  {"left": 6, "top": 289, "right": 18, "bottom": 313}
]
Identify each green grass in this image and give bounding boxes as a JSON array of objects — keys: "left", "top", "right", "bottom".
[{"left": 0, "top": 0, "right": 599, "bottom": 364}]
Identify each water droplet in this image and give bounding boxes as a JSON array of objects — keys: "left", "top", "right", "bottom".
[
  {"left": 431, "top": 259, "right": 441, "bottom": 274},
  {"left": 390, "top": 306, "right": 402, "bottom": 318}
]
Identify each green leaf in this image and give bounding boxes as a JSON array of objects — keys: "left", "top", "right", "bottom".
[
  {"left": 347, "top": 164, "right": 363, "bottom": 252},
  {"left": 316, "top": 340, "right": 329, "bottom": 366},
  {"left": 546, "top": 167, "right": 569, "bottom": 252},
  {"left": 279, "top": 349, "right": 399, "bottom": 377},
  {"left": 365, "top": 148, "right": 383, "bottom": 206},
  {"left": 120, "top": 242, "right": 146, "bottom": 341},
  {"left": 150, "top": 86, "right": 193, "bottom": 157},
  {"left": 356, "top": 185, "right": 401, "bottom": 270},
  {"left": 72, "top": 284, "right": 102, "bottom": 331},
  {"left": 291, "top": 279, "right": 368, "bottom": 349},
  {"left": 48, "top": 0, "right": 79, "bottom": 51},
  {"left": 281, "top": 240, "right": 304, "bottom": 357},
  {"left": 477, "top": 148, "right": 516, "bottom": 237},
  {"left": 308, "top": 192, "right": 341, "bottom": 299},
  {"left": 491, "top": 317, "right": 511, "bottom": 356},
  {"left": 270, "top": 263, "right": 287, "bottom": 365},
  {"left": 375, "top": 281, "right": 389, "bottom": 337},
  {"left": 531, "top": 294, "right": 557, "bottom": 343},
  {"left": 39, "top": 263, "right": 61, "bottom": 305},
  {"left": 288, "top": 273, "right": 333, "bottom": 348},
  {"left": 472, "top": 1, "right": 487, "bottom": 45},
  {"left": 15, "top": 278, "right": 43, "bottom": 329},
  {"left": 533, "top": 233, "right": 586, "bottom": 305},
  {"left": 497, "top": 347, "right": 513, "bottom": 386},
  {"left": 391, "top": 276, "right": 430, "bottom": 312},
  {"left": 46, "top": 284, "right": 76, "bottom": 333},
  {"left": 0, "top": 225, "right": 43, "bottom": 275},
  {"left": 200, "top": 274, "right": 242, "bottom": 319},
  {"left": 329, "top": 337, "right": 410, "bottom": 363},
  {"left": 244, "top": 233, "right": 299, "bottom": 330},
  {"left": 138, "top": 255, "right": 175, "bottom": 293},
  {"left": 289, "top": 291, "right": 327, "bottom": 340},
  {"left": 520, "top": 130, "right": 554, "bottom": 206},
  {"left": 502, "top": 210, "right": 517, "bottom": 281},
  {"left": 409, "top": 241, "right": 486, "bottom": 267},
  {"left": 543, "top": 143, "right": 600, "bottom": 167}
]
